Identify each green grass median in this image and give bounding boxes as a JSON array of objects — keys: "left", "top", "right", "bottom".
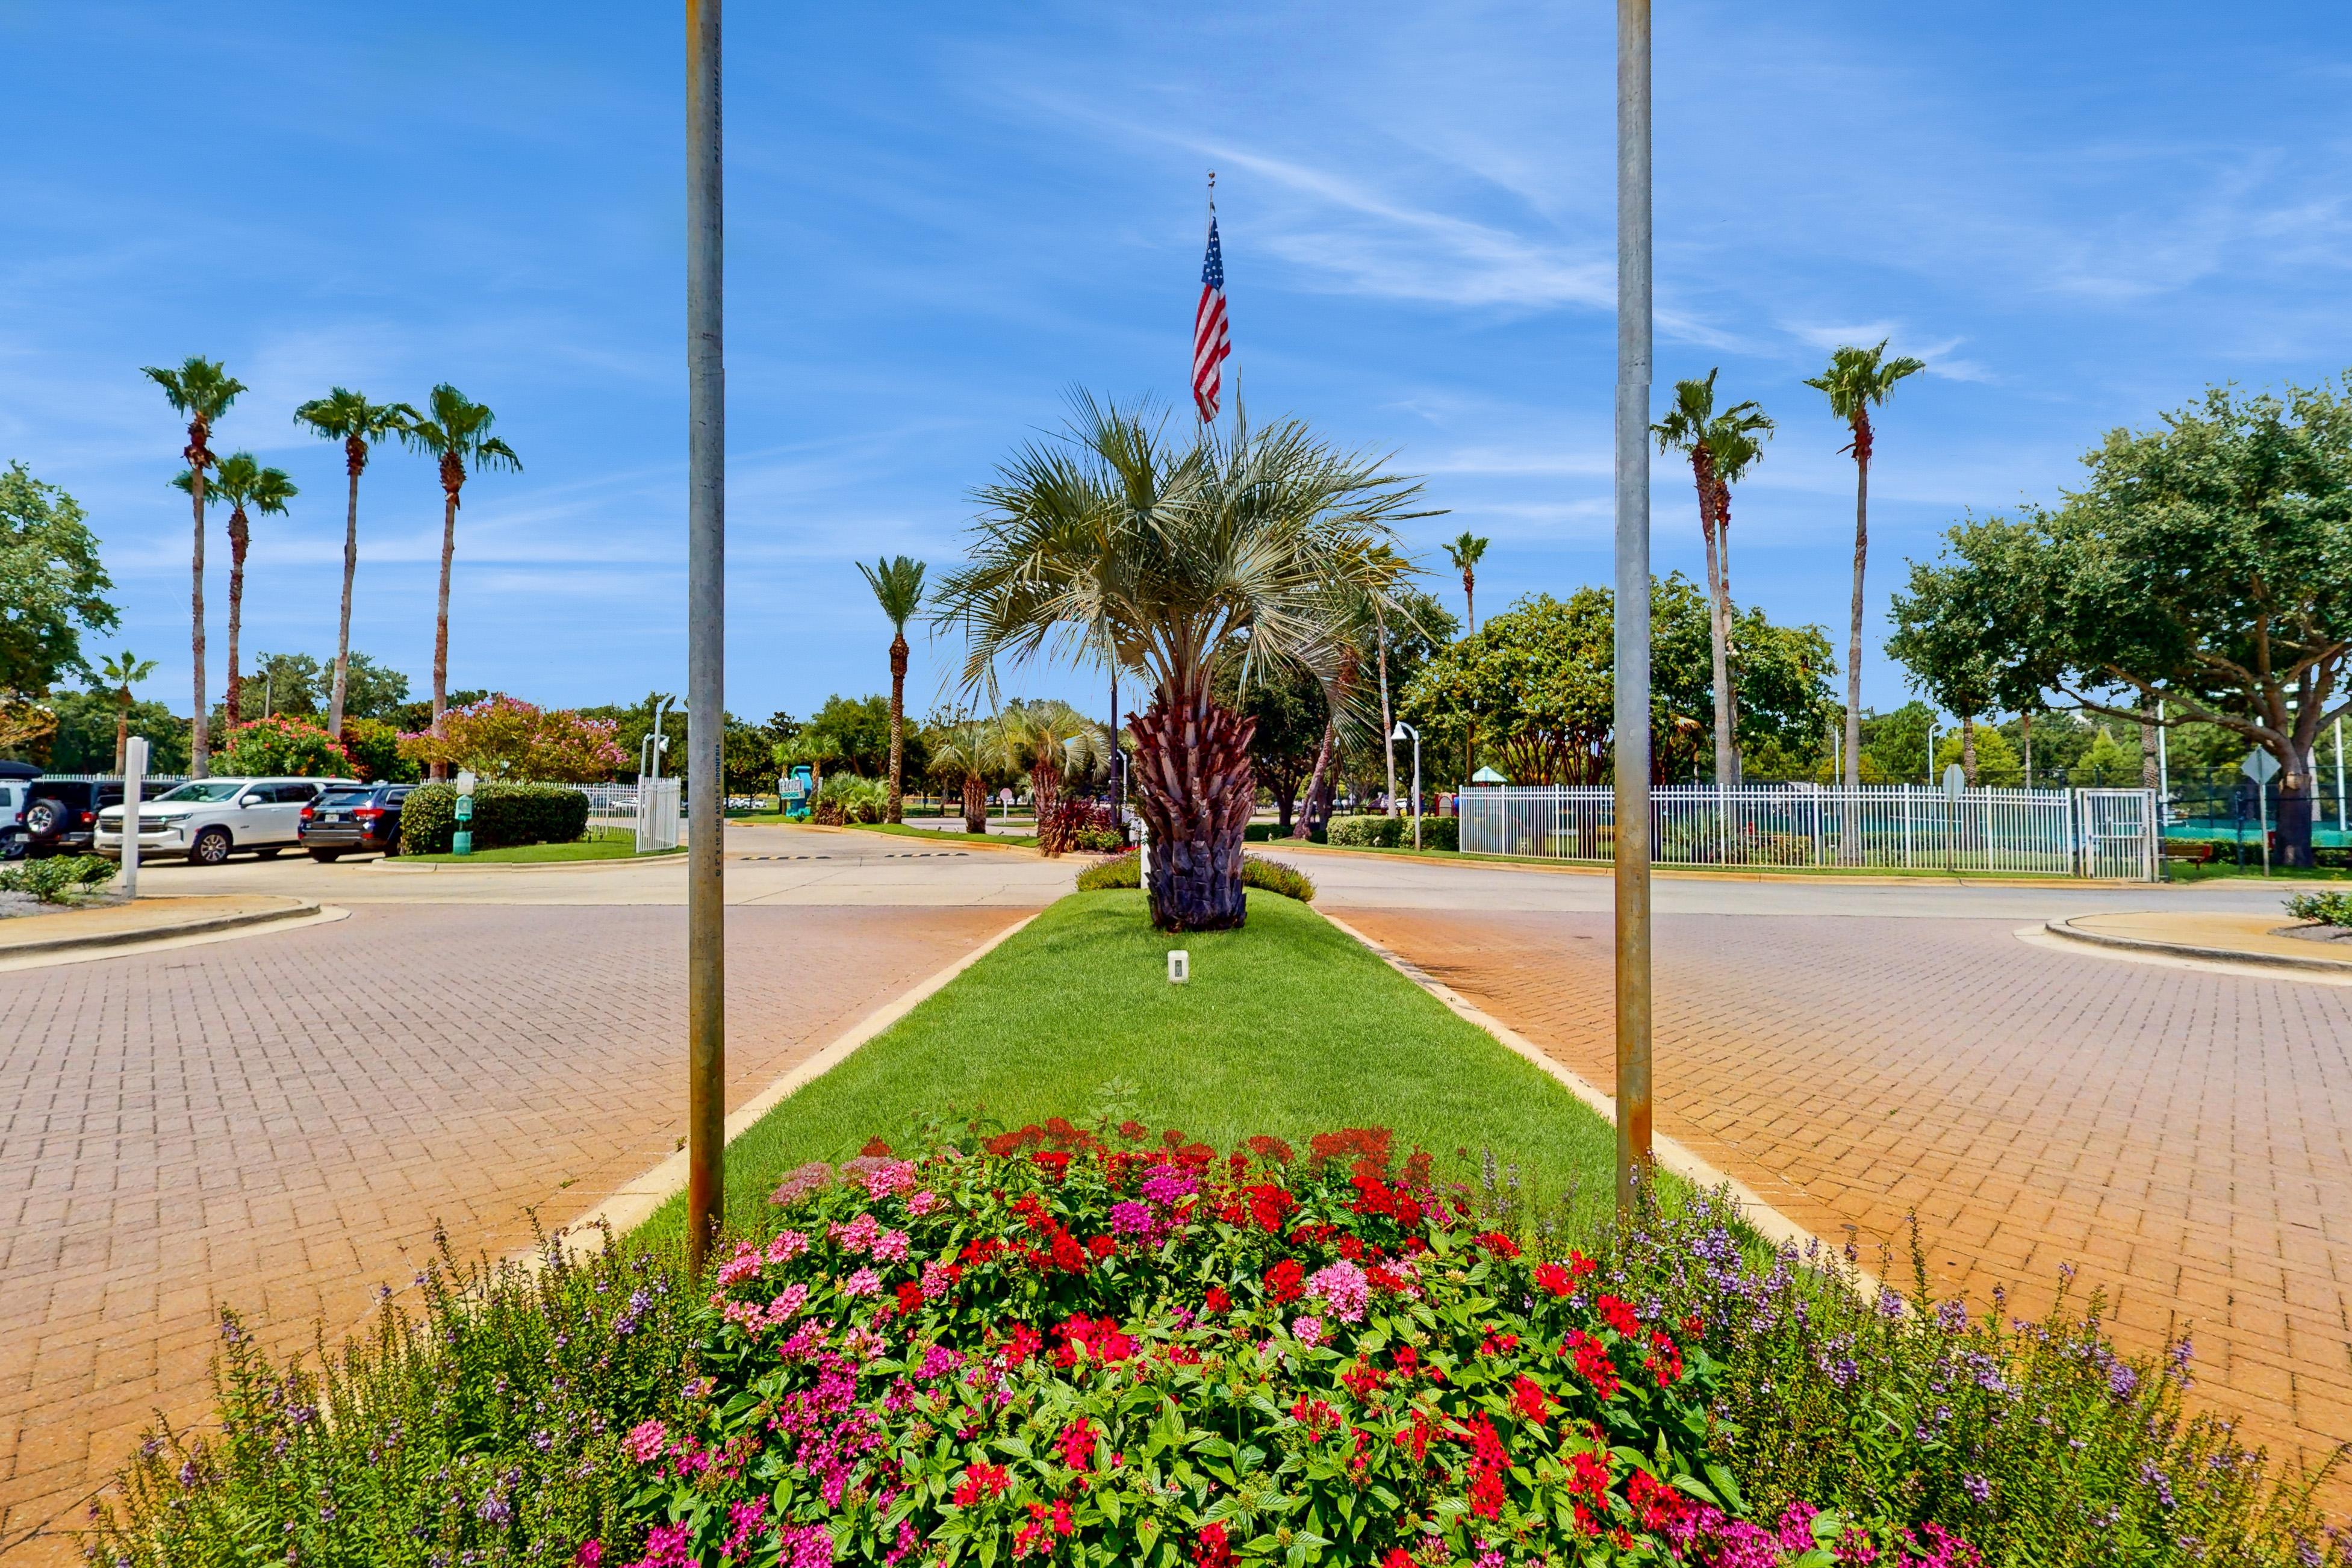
[
  {"left": 638, "top": 888, "right": 1629, "bottom": 1242},
  {"left": 399, "top": 827, "right": 679, "bottom": 863}
]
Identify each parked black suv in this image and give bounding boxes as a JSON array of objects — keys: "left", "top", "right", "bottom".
[
  {"left": 298, "top": 782, "right": 414, "bottom": 860},
  {"left": 19, "top": 777, "right": 125, "bottom": 858}
]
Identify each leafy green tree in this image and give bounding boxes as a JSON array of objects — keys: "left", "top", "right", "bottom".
[
  {"left": 804, "top": 694, "right": 894, "bottom": 777},
  {"left": 1886, "top": 565, "right": 2002, "bottom": 785},
  {"left": 235, "top": 652, "right": 325, "bottom": 721},
  {"left": 294, "top": 388, "right": 419, "bottom": 738},
  {"left": 399, "top": 385, "right": 521, "bottom": 774},
  {"left": 0, "top": 462, "right": 116, "bottom": 699},
  {"left": 1806, "top": 340, "right": 1926, "bottom": 789},
  {"left": 1221, "top": 660, "right": 1324, "bottom": 830},
  {"left": 1934, "top": 724, "right": 2023, "bottom": 786},
  {"left": 856, "top": 556, "right": 927, "bottom": 822},
  {"left": 96, "top": 650, "right": 158, "bottom": 773},
  {"left": 175, "top": 453, "right": 295, "bottom": 730},
  {"left": 329, "top": 651, "right": 411, "bottom": 721},
  {"left": 1900, "top": 378, "right": 2352, "bottom": 864},
  {"left": 1859, "top": 700, "right": 1938, "bottom": 786},
  {"left": 722, "top": 714, "right": 774, "bottom": 796},
  {"left": 1654, "top": 369, "right": 1773, "bottom": 784},
  {"left": 142, "top": 356, "right": 244, "bottom": 776},
  {"left": 33, "top": 688, "right": 187, "bottom": 774},
  {"left": 938, "top": 395, "right": 1429, "bottom": 929},
  {"left": 218, "top": 715, "right": 354, "bottom": 778}
]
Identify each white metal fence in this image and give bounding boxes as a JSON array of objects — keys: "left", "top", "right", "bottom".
[
  {"left": 1455, "top": 784, "right": 2158, "bottom": 879},
  {"left": 633, "top": 778, "right": 683, "bottom": 851}
]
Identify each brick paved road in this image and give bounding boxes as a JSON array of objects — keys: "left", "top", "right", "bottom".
[
  {"left": 0, "top": 897, "right": 1033, "bottom": 1562},
  {"left": 1334, "top": 903, "right": 2352, "bottom": 1501}
]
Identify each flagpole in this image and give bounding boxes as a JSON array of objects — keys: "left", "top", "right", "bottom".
[
  {"left": 1613, "top": 0, "right": 1654, "bottom": 1215},
  {"left": 1202, "top": 170, "right": 1216, "bottom": 436}
]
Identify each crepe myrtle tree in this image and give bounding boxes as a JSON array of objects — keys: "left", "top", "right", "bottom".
[
  {"left": 1897, "top": 378, "right": 2352, "bottom": 865},
  {"left": 936, "top": 394, "right": 1434, "bottom": 930}
]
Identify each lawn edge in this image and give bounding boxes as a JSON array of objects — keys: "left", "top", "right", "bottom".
[
  {"left": 1313, "top": 906, "right": 1837, "bottom": 1269},
  {"left": 543, "top": 909, "right": 1044, "bottom": 1255}
]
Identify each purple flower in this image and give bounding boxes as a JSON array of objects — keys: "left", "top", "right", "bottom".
[
  {"left": 1139, "top": 1165, "right": 1198, "bottom": 1204},
  {"left": 1962, "top": 1473, "right": 1991, "bottom": 1505},
  {"left": 1109, "top": 1201, "right": 1157, "bottom": 1238}
]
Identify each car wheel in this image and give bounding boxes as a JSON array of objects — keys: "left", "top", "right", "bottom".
[
  {"left": 255, "top": 846, "right": 283, "bottom": 860},
  {"left": 308, "top": 849, "right": 342, "bottom": 862},
  {"left": 191, "top": 827, "right": 233, "bottom": 866},
  {"left": 23, "top": 798, "right": 64, "bottom": 843}
]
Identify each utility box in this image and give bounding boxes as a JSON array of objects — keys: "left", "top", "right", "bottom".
[{"left": 1167, "top": 950, "right": 1190, "bottom": 985}]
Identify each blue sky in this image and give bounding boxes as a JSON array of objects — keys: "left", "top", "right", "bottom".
[{"left": 4, "top": 2, "right": 2348, "bottom": 729}]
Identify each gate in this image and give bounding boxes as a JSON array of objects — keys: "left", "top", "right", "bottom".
[
  {"left": 2075, "top": 788, "right": 2156, "bottom": 880},
  {"left": 635, "top": 777, "right": 683, "bottom": 851}
]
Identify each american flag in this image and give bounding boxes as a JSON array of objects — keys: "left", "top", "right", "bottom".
[{"left": 1192, "top": 216, "right": 1231, "bottom": 423}]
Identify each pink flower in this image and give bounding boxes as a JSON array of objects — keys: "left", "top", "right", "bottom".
[
  {"left": 907, "top": 1190, "right": 939, "bottom": 1218},
  {"left": 860, "top": 1159, "right": 919, "bottom": 1198},
  {"left": 1305, "top": 1259, "right": 1370, "bottom": 1322},
  {"left": 765, "top": 1283, "right": 809, "bottom": 1325},
  {"left": 830, "top": 1213, "right": 881, "bottom": 1254},
  {"left": 576, "top": 1543, "right": 603, "bottom": 1568},
  {"left": 1292, "top": 1314, "right": 1327, "bottom": 1348},
  {"left": 841, "top": 1267, "right": 882, "bottom": 1298},
  {"left": 627, "top": 1522, "right": 697, "bottom": 1568},
  {"left": 765, "top": 1230, "right": 810, "bottom": 1264},
  {"left": 872, "top": 1229, "right": 912, "bottom": 1265},
  {"left": 623, "top": 1418, "right": 668, "bottom": 1464}
]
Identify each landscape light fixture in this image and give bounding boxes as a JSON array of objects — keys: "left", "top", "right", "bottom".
[{"left": 1390, "top": 721, "right": 1422, "bottom": 850}]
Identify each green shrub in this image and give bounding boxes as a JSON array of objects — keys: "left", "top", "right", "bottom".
[
  {"left": 1245, "top": 821, "right": 1322, "bottom": 842},
  {"left": 1417, "top": 814, "right": 1460, "bottom": 852},
  {"left": 1073, "top": 850, "right": 1315, "bottom": 903},
  {"left": 397, "top": 782, "right": 590, "bottom": 854},
  {"left": 1326, "top": 812, "right": 1404, "bottom": 848},
  {"left": 2285, "top": 889, "right": 2352, "bottom": 927},
  {"left": 812, "top": 773, "right": 886, "bottom": 826},
  {"left": 216, "top": 715, "right": 354, "bottom": 777},
  {"left": 0, "top": 853, "right": 115, "bottom": 903},
  {"left": 338, "top": 717, "right": 414, "bottom": 783}
]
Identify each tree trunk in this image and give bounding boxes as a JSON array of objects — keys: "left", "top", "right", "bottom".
[
  {"left": 329, "top": 443, "right": 364, "bottom": 738},
  {"left": 1031, "top": 758, "right": 1065, "bottom": 855},
  {"left": 187, "top": 425, "right": 210, "bottom": 779},
  {"left": 1293, "top": 720, "right": 1334, "bottom": 841},
  {"left": 1716, "top": 496, "right": 1741, "bottom": 783},
  {"left": 114, "top": 696, "right": 129, "bottom": 775},
  {"left": 886, "top": 632, "right": 909, "bottom": 823},
  {"left": 1961, "top": 715, "right": 1978, "bottom": 786},
  {"left": 1702, "top": 484, "right": 1734, "bottom": 786},
  {"left": 1465, "top": 577, "right": 1475, "bottom": 635},
  {"left": 962, "top": 771, "right": 986, "bottom": 833},
  {"left": 225, "top": 510, "right": 248, "bottom": 732},
  {"left": 1845, "top": 444, "right": 1868, "bottom": 789},
  {"left": 2139, "top": 718, "right": 2159, "bottom": 792},
  {"left": 2022, "top": 711, "right": 2033, "bottom": 786},
  {"left": 2277, "top": 754, "right": 2316, "bottom": 869},
  {"left": 1274, "top": 779, "right": 1298, "bottom": 833},
  {"left": 431, "top": 464, "right": 462, "bottom": 782},
  {"left": 1376, "top": 603, "right": 1396, "bottom": 815},
  {"left": 1130, "top": 677, "right": 1255, "bottom": 931}
]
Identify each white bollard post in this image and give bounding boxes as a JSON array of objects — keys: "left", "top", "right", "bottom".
[
  {"left": 120, "top": 736, "right": 148, "bottom": 898},
  {"left": 1167, "top": 950, "right": 1189, "bottom": 985}
]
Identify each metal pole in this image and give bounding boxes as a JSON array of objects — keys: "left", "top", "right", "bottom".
[
  {"left": 121, "top": 736, "right": 148, "bottom": 898},
  {"left": 2336, "top": 715, "right": 2345, "bottom": 834},
  {"left": 1413, "top": 732, "right": 1422, "bottom": 850},
  {"left": 2156, "top": 700, "right": 2168, "bottom": 811},
  {"left": 684, "top": 0, "right": 726, "bottom": 1281},
  {"left": 1612, "top": 0, "right": 1653, "bottom": 1216}
]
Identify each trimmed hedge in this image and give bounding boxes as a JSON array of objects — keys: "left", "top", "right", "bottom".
[
  {"left": 1326, "top": 813, "right": 1403, "bottom": 848},
  {"left": 397, "top": 782, "right": 590, "bottom": 855},
  {"left": 1419, "top": 814, "right": 1460, "bottom": 852},
  {"left": 1075, "top": 850, "right": 1316, "bottom": 903}
]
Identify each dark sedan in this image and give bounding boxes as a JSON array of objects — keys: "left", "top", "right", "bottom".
[{"left": 298, "top": 783, "right": 414, "bottom": 860}]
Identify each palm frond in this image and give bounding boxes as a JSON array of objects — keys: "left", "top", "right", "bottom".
[{"left": 857, "top": 556, "right": 928, "bottom": 630}]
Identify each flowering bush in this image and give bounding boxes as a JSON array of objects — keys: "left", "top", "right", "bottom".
[
  {"left": 216, "top": 714, "right": 353, "bottom": 777},
  {"left": 397, "top": 694, "right": 627, "bottom": 783}
]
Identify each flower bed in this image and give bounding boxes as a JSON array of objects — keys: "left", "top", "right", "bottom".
[{"left": 93, "top": 1125, "right": 2345, "bottom": 1568}]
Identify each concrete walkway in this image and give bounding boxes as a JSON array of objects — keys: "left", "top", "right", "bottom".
[
  {"left": 0, "top": 827, "right": 1069, "bottom": 1563},
  {"left": 1257, "top": 849, "right": 2352, "bottom": 1507}
]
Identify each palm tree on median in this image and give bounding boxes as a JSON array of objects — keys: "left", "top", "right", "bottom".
[
  {"left": 96, "top": 650, "right": 158, "bottom": 774},
  {"left": 178, "top": 454, "right": 296, "bottom": 731},
  {"left": 936, "top": 394, "right": 1431, "bottom": 928},
  {"left": 856, "top": 556, "right": 927, "bottom": 823},
  {"left": 399, "top": 385, "right": 521, "bottom": 777},
  {"left": 1654, "top": 370, "right": 1773, "bottom": 784},
  {"left": 294, "top": 389, "right": 418, "bottom": 739},
  {"left": 1805, "top": 340, "right": 1924, "bottom": 791},
  {"left": 140, "top": 356, "right": 245, "bottom": 777}
]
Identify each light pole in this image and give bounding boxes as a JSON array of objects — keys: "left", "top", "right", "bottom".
[
  {"left": 1613, "top": 0, "right": 1654, "bottom": 1215},
  {"left": 1924, "top": 719, "right": 1938, "bottom": 786},
  {"left": 683, "top": 0, "right": 726, "bottom": 1282},
  {"left": 1390, "top": 721, "right": 1421, "bottom": 850}
]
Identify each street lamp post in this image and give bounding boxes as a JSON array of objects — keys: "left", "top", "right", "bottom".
[
  {"left": 1613, "top": 0, "right": 1654, "bottom": 1215},
  {"left": 683, "top": 0, "right": 726, "bottom": 1282},
  {"left": 1390, "top": 721, "right": 1421, "bottom": 850}
]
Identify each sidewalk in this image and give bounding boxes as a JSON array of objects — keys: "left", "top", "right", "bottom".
[
  {"left": 2049, "top": 910, "right": 2352, "bottom": 973},
  {"left": 0, "top": 895, "right": 315, "bottom": 961}
]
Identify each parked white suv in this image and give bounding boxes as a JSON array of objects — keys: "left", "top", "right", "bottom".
[{"left": 96, "top": 776, "right": 360, "bottom": 866}]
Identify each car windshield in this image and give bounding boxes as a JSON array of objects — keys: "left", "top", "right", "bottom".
[
  {"left": 154, "top": 781, "right": 246, "bottom": 803},
  {"left": 314, "top": 790, "right": 371, "bottom": 808}
]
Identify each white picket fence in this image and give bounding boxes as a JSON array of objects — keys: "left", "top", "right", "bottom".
[{"left": 1456, "top": 784, "right": 2159, "bottom": 879}]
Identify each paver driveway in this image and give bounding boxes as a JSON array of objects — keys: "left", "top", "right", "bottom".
[
  {"left": 1278, "top": 854, "right": 2352, "bottom": 1507},
  {"left": 0, "top": 827, "right": 1063, "bottom": 1563}
]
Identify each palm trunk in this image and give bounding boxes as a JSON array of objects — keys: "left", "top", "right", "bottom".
[
  {"left": 1845, "top": 447, "right": 1868, "bottom": 789},
  {"left": 962, "top": 771, "right": 986, "bottom": 833},
  {"left": 1700, "top": 479, "right": 1733, "bottom": 786},
  {"left": 1376, "top": 603, "right": 1396, "bottom": 814},
  {"left": 187, "top": 427, "right": 210, "bottom": 779},
  {"left": 1130, "top": 674, "right": 1255, "bottom": 931},
  {"left": 225, "top": 511, "right": 248, "bottom": 732},
  {"left": 1717, "top": 496, "right": 1741, "bottom": 783},
  {"left": 2022, "top": 711, "right": 2033, "bottom": 786},
  {"left": 886, "top": 632, "right": 909, "bottom": 823},
  {"left": 431, "top": 464, "right": 462, "bottom": 782},
  {"left": 1031, "top": 758, "right": 1065, "bottom": 854},
  {"left": 329, "top": 445, "right": 363, "bottom": 738},
  {"left": 114, "top": 696, "right": 130, "bottom": 775},
  {"left": 1962, "top": 715, "right": 1978, "bottom": 786},
  {"left": 1293, "top": 720, "right": 1335, "bottom": 841},
  {"left": 1464, "top": 577, "right": 1476, "bottom": 635}
]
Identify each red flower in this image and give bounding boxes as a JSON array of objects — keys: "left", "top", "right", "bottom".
[
  {"left": 1508, "top": 1374, "right": 1551, "bottom": 1428},
  {"left": 1196, "top": 1522, "right": 1234, "bottom": 1568},
  {"left": 1478, "top": 1328, "right": 1520, "bottom": 1357},
  {"left": 1596, "top": 1295, "right": 1641, "bottom": 1337},
  {"left": 1032, "top": 1150, "right": 1072, "bottom": 1181},
  {"left": 1467, "top": 1462, "right": 1508, "bottom": 1520},
  {"left": 1563, "top": 1331, "right": 1622, "bottom": 1398},
  {"left": 1059, "top": 1420, "right": 1097, "bottom": 1472},
  {"left": 1628, "top": 1469, "right": 1688, "bottom": 1530},
  {"left": 954, "top": 1461, "right": 1012, "bottom": 1505},
  {"left": 1383, "top": 1550, "right": 1415, "bottom": 1568},
  {"left": 1473, "top": 1231, "right": 1520, "bottom": 1260},
  {"left": 895, "top": 1281, "right": 925, "bottom": 1314},
  {"left": 1643, "top": 1330, "right": 1684, "bottom": 1387},
  {"left": 1051, "top": 1499, "right": 1074, "bottom": 1537},
  {"left": 1202, "top": 1286, "right": 1232, "bottom": 1315},
  {"left": 1533, "top": 1262, "right": 1575, "bottom": 1298},
  {"left": 1565, "top": 1448, "right": 1611, "bottom": 1504},
  {"left": 998, "top": 1324, "right": 1043, "bottom": 1366},
  {"left": 1048, "top": 1233, "right": 1089, "bottom": 1273},
  {"left": 860, "top": 1136, "right": 894, "bottom": 1157},
  {"left": 1264, "top": 1258, "right": 1305, "bottom": 1305}
]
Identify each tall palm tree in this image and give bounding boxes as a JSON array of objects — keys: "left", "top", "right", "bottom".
[
  {"left": 294, "top": 388, "right": 418, "bottom": 739},
  {"left": 1443, "top": 531, "right": 1489, "bottom": 633},
  {"left": 96, "top": 650, "right": 158, "bottom": 773},
  {"left": 1653, "top": 371, "right": 1773, "bottom": 784},
  {"left": 1806, "top": 340, "right": 1924, "bottom": 791},
  {"left": 856, "top": 556, "right": 927, "bottom": 823},
  {"left": 141, "top": 356, "right": 244, "bottom": 777},
  {"left": 399, "top": 385, "right": 521, "bottom": 777},
  {"left": 179, "top": 455, "right": 295, "bottom": 730},
  {"left": 937, "top": 394, "right": 1431, "bottom": 928}
]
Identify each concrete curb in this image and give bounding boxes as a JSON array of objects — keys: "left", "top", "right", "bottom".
[
  {"left": 537, "top": 909, "right": 1045, "bottom": 1254},
  {"left": 1259, "top": 838, "right": 2153, "bottom": 891},
  {"left": 2042, "top": 915, "right": 2352, "bottom": 975},
  {"left": 1314, "top": 907, "right": 1846, "bottom": 1271},
  {"left": 0, "top": 895, "right": 320, "bottom": 958},
  {"left": 372, "top": 851, "right": 688, "bottom": 873}
]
